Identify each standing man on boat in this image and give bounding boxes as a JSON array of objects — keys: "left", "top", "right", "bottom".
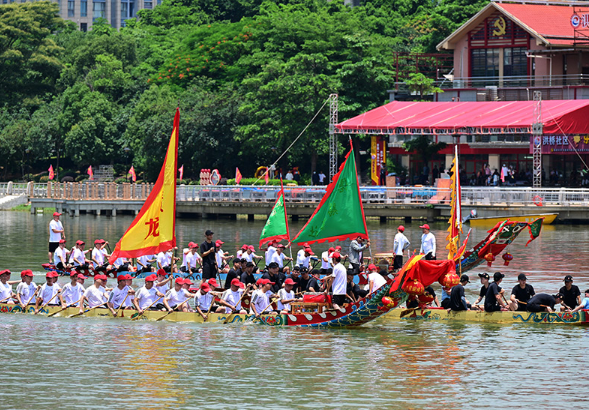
[
  {"left": 393, "top": 226, "right": 410, "bottom": 271},
  {"left": 48, "top": 212, "right": 65, "bottom": 264},
  {"left": 509, "top": 273, "right": 535, "bottom": 311},
  {"left": 419, "top": 224, "right": 436, "bottom": 260},
  {"left": 484, "top": 272, "right": 509, "bottom": 312},
  {"left": 472, "top": 273, "right": 490, "bottom": 309},
  {"left": 449, "top": 275, "right": 471, "bottom": 311},
  {"left": 325, "top": 252, "right": 347, "bottom": 311},
  {"left": 200, "top": 230, "right": 217, "bottom": 280},
  {"left": 349, "top": 237, "right": 370, "bottom": 275},
  {"left": 559, "top": 275, "right": 581, "bottom": 311}
]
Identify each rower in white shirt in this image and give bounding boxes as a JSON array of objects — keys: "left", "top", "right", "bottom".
[
  {"left": 270, "top": 245, "right": 292, "bottom": 269},
  {"left": 137, "top": 254, "right": 155, "bottom": 273},
  {"left": 250, "top": 279, "right": 275, "bottom": 317},
  {"left": 35, "top": 271, "right": 62, "bottom": 313},
  {"left": 236, "top": 244, "right": 249, "bottom": 259},
  {"left": 296, "top": 247, "right": 314, "bottom": 268},
  {"left": 53, "top": 239, "right": 70, "bottom": 270},
  {"left": 72, "top": 240, "right": 91, "bottom": 268},
  {"left": 264, "top": 241, "right": 278, "bottom": 266},
  {"left": 367, "top": 264, "right": 387, "bottom": 294},
  {"left": 325, "top": 252, "right": 347, "bottom": 311},
  {"left": 277, "top": 278, "right": 300, "bottom": 313},
  {"left": 107, "top": 275, "right": 133, "bottom": 315},
  {"left": 181, "top": 244, "right": 201, "bottom": 274},
  {"left": 217, "top": 278, "right": 247, "bottom": 314},
  {"left": 133, "top": 274, "right": 165, "bottom": 313},
  {"left": 155, "top": 269, "right": 172, "bottom": 295},
  {"left": 79, "top": 274, "right": 109, "bottom": 312},
  {"left": 61, "top": 271, "right": 85, "bottom": 307},
  {"left": 163, "top": 278, "right": 194, "bottom": 312},
  {"left": 194, "top": 282, "right": 216, "bottom": 320},
  {"left": 320, "top": 247, "right": 335, "bottom": 275},
  {"left": 215, "top": 240, "right": 232, "bottom": 272},
  {"left": 419, "top": 224, "right": 436, "bottom": 260},
  {"left": 243, "top": 245, "right": 262, "bottom": 264},
  {"left": 91, "top": 239, "right": 109, "bottom": 271},
  {"left": 15, "top": 270, "right": 37, "bottom": 307},
  {"left": 157, "top": 250, "right": 172, "bottom": 271},
  {"left": 0, "top": 270, "right": 15, "bottom": 304}
]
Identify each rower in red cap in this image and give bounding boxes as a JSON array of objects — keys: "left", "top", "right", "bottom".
[
  {"left": 419, "top": 224, "right": 436, "bottom": 260},
  {"left": 61, "top": 270, "right": 85, "bottom": 308},
  {"left": 250, "top": 279, "right": 275, "bottom": 318},
  {"left": 132, "top": 274, "right": 165, "bottom": 314},
  {"left": 79, "top": 274, "right": 109, "bottom": 313},
  {"left": 277, "top": 278, "right": 301, "bottom": 314},
  {"left": 0, "top": 270, "right": 15, "bottom": 304},
  {"left": 217, "top": 278, "right": 248, "bottom": 314},
  {"left": 35, "top": 271, "right": 62, "bottom": 313},
  {"left": 54, "top": 239, "right": 70, "bottom": 270},
  {"left": 163, "top": 278, "right": 192, "bottom": 313},
  {"left": 194, "top": 282, "right": 217, "bottom": 320},
  {"left": 15, "top": 270, "right": 36, "bottom": 308}
]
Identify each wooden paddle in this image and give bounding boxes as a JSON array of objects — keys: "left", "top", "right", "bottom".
[
  {"left": 35, "top": 290, "right": 62, "bottom": 314},
  {"left": 399, "top": 307, "right": 420, "bottom": 318},
  {"left": 0, "top": 295, "right": 14, "bottom": 304},
  {"left": 252, "top": 294, "right": 280, "bottom": 320},
  {"left": 222, "top": 284, "right": 252, "bottom": 324},
  {"left": 47, "top": 295, "right": 84, "bottom": 317},
  {"left": 203, "top": 292, "right": 218, "bottom": 322},
  {"left": 68, "top": 302, "right": 108, "bottom": 318},
  {"left": 21, "top": 288, "right": 40, "bottom": 313},
  {"left": 156, "top": 299, "right": 190, "bottom": 321},
  {"left": 113, "top": 292, "right": 131, "bottom": 317},
  {"left": 131, "top": 295, "right": 164, "bottom": 321}
]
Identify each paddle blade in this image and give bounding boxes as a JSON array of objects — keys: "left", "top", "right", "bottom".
[{"left": 399, "top": 308, "right": 417, "bottom": 318}]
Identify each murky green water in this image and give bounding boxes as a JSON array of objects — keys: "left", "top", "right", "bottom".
[{"left": 0, "top": 212, "right": 587, "bottom": 409}]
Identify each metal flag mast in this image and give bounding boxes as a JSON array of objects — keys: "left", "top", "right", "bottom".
[
  {"left": 329, "top": 94, "right": 339, "bottom": 183},
  {"left": 532, "top": 91, "right": 542, "bottom": 188}
]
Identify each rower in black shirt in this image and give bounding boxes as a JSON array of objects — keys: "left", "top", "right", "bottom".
[
  {"left": 472, "top": 272, "right": 490, "bottom": 308},
  {"left": 485, "top": 272, "right": 508, "bottom": 312},
  {"left": 200, "top": 230, "right": 217, "bottom": 280},
  {"left": 527, "top": 293, "right": 563, "bottom": 313},
  {"left": 224, "top": 258, "right": 242, "bottom": 289},
  {"left": 449, "top": 275, "right": 471, "bottom": 311},
  {"left": 306, "top": 269, "right": 321, "bottom": 292},
  {"left": 559, "top": 275, "right": 581, "bottom": 310},
  {"left": 346, "top": 272, "right": 368, "bottom": 302},
  {"left": 240, "top": 262, "right": 257, "bottom": 287},
  {"left": 261, "top": 262, "right": 282, "bottom": 293},
  {"left": 510, "top": 273, "right": 535, "bottom": 311}
]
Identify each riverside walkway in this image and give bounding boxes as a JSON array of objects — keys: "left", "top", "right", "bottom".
[{"left": 4, "top": 181, "right": 589, "bottom": 222}]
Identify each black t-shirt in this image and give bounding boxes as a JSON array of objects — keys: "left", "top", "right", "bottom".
[
  {"left": 449, "top": 284, "right": 467, "bottom": 311},
  {"left": 528, "top": 293, "right": 556, "bottom": 309},
  {"left": 485, "top": 282, "right": 502, "bottom": 310},
  {"left": 559, "top": 285, "right": 581, "bottom": 308},
  {"left": 407, "top": 296, "right": 419, "bottom": 309},
  {"left": 224, "top": 269, "right": 240, "bottom": 289},
  {"left": 298, "top": 276, "right": 310, "bottom": 293},
  {"left": 240, "top": 271, "right": 256, "bottom": 286},
  {"left": 262, "top": 271, "right": 282, "bottom": 293},
  {"left": 290, "top": 276, "right": 301, "bottom": 293},
  {"left": 511, "top": 284, "right": 535, "bottom": 304},
  {"left": 200, "top": 241, "right": 216, "bottom": 265},
  {"left": 306, "top": 277, "right": 320, "bottom": 292},
  {"left": 479, "top": 285, "right": 488, "bottom": 299}
]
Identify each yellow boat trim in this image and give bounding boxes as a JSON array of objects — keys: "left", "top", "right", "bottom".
[{"left": 468, "top": 213, "right": 557, "bottom": 227}]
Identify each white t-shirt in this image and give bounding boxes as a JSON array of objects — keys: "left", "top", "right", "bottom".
[
  {"left": 135, "top": 286, "right": 159, "bottom": 310},
  {"left": 270, "top": 252, "right": 286, "bottom": 268},
  {"left": 277, "top": 288, "right": 295, "bottom": 311},
  {"left": 216, "top": 249, "right": 225, "bottom": 268},
  {"left": 62, "top": 282, "right": 84, "bottom": 306},
  {"left": 138, "top": 254, "right": 153, "bottom": 267},
  {"left": 54, "top": 247, "right": 68, "bottom": 265},
  {"left": 368, "top": 272, "right": 387, "bottom": 294},
  {"left": 39, "top": 283, "right": 61, "bottom": 304},
  {"left": 420, "top": 233, "right": 436, "bottom": 256},
  {"left": 265, "top": 246, "right": 276, "bottom": 265},
  {"left": 113, "top": 257, "right": 127, "bottom": 268},
  {"left": 0, "top": 281, "right": 13, "bottom": 300},
  {"left": 194, "top": 291, "right": 214, "bottom": 311},
  {"left": 165, "top": 288, "right": 190, "bottom": 308},
  {"left": 221, "top": 288, "right": 243, "bottom": 313},
  {"left": 16, "top": 281, "right": 37, "bottom": 304},
  {"left": 156, "top": 282, "right": 169, "bottom": 296},
  {"left": 49, "top": 220, "right": 63, "bottom": 242},
  {"left": 250, "top": 289, "right": 270, "bottom": 315},
  {"left": 72, "top": 248, "right": 86, "bottom": 266},
  {"left": 242, "top": 252, "right": 255, "bottom": 263},
  {"left": 109, "top": 285, "right": 130, "bottom": 309},
  {"left": 92, "top": 248, "right": 107, "bottom": 268},
  {"left": 296, "top": 249, "right": 310, "bottom": 268},
  {"left": 393, "top": 233, "right": 410, "bottom": 256},
  {"left": 321, "top": 251, "right": 331, "bottom": 269},
  {"left": 331, "top": 263, "right": 347, "bottom": 295},
  {"left": 184, "top": 252, "right": 200, "bottom": 269},
  {"left": 83, "top": 285, "right": 107, "bottom": 308},
  {"left": 157, "top": 252, "right": 171, "bottom": 268}
]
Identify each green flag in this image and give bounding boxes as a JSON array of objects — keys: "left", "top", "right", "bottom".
[
  {"left": 259, "top": 182, "right": 290, "bottom": 248},
  {"left": 293, "top": 142, "right": 368, "bottom": 245}
]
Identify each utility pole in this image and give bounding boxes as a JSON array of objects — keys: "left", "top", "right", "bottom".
[
  {"left": 532, "top": 91, "right": 542, "bottom": 188},
  {"left": 329, "top": 94, "right": 339, "bottom": 183}
]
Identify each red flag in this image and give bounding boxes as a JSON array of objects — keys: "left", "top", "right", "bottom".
[
  {"left": 178, "top": 165, "right": 184, "bottom": 180},
  {"left": 128, "top": 166, "right": 136, "bottom": 183},
  {"left": 235, "top": 167, "right": 242, "bottom": 185},
  {"left": 87, "top": 166, "right": 94, "bottom": 181},
  {"left": 264, "top": 169, "right": 269, "bottom": 184},
  {"left": 48, "top": 165, "right": 54, "bottom": 180}
]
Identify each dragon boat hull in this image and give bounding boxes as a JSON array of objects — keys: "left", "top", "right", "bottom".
[
  {"left": 378, "top": 308, "right": 589, "bottom": 325},
  {"left": 0, "top": 282, "right": 405, "bottom": 328}
]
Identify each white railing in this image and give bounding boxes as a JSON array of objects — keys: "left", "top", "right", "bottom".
[{"left": 23, "top": 182, "right": 589, "bottom": 207}]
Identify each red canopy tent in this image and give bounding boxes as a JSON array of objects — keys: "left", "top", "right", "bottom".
[{"left": 335, "top": 100, "right": 589, "bottom": 135}]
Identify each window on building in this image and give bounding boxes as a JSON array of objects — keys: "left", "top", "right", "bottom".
[
  {"left": 121, "top": 0, "right": 135, "bottom": 27},
  {"left": 68, "top": 0, "right": 75, "bottom": 17},
  {"left": 471, "top": 48, "right": 499, "bottom": 78},
  {"left": 93, "top": 0, "right": 105, "bottom": 19},
  {"left": 157, "top": 0, "right": 161, "bottom": 5},
  {"left": 503, "top": 47, "right": 528, "bottom": 77},
  {"left": 80, "top": 22, "right": 87, "bottom": 32},
  {"left": 81, "top": 0, "right": 87, "bottom": 16},
  {"left": 144, "top": 1, "right": 152, "bottom": 9}
]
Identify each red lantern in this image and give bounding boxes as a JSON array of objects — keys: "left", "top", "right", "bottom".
[
  {"left": 381, "top": 296, "right": 399, "bottom": 309},
  {"left": 381, "top": 296, "right": 393, "bottom": 306},
  {"left": 402, "top": 278, "right": 425, "bottom": 296},
  {"left": 438, "top": 272, "right": 460, "bottom": 288},
  {"left": 484, "top": 253, "right": 495, "bottom": 267},
  {"left": 418, "top": 292, "right": 434, "bottom": 305},
  {"left": 502, "top": 252, "right": 513, "bottom": 266}
]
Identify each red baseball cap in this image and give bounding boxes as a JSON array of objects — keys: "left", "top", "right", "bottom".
[
  {"left": 241, "top": 244, "right": 248, "bottom": 250},
  {"left": 145, "top": 274, "right": 157, "bottom": 282},
  {"left": 398, "top": 225, "right": 405, "bottom": 232},
  {"left": 256, "top": 278, "right": 264, "bottom": 286},
  {"left": 284, "top": 278, "right": 296, "bottom": 286},
  {"left": 420, "top": 224, "right": 430, "bottom": 230},
  {"left": 231, "top": 278, "right": 244, "bottom": 289},
  {"left": 94, "top": 239, "right": 102, "bottom": 244},
  {"left": 69, "top": 270, "right": 79, "bottom": 277},
  {"left": 277, "top": 244, "right": 285, "bottom": 249},
  {"left": 77, "top": 275, "right": 88, "bottom": 280},
  {"left": 216, "top": 240, "right": 224, "bottom": 246},
  {"left": 183, "top": 279, "right": 193, "bottom": 286},
  {"left": 328, "top": 247, "right": 335, "bottom": 252},
  {"left": 260, "top": 278, "right": 275, "bottom": 285},
  {"left": 368, "top": 264, "right": 377, "bottom": 271},
  {"left": 208, "top": 278, "right": 219, "bottom": 288},
  {"left": 248, "top": 245, "right": 255, "bottom": 251},
  {"left": 188, "top": 242, "right": 196, "bottom": 248},
  {"left": 335, "top": 245, "right": 342, "bottom": 250},
  {"left": 200, "top": 282, "right": 210, "bottom": 292},
  {"left": 76, "top": 240, "right": 85, "bottom": 245},
  {"left": 331, "top": 252, "right": 341, "bottom": 259},
  {"left": 53, "top": 212, "right": 61, "bottom": 217},
  {"left": 157, "top": 269, "right": 167, "bottom": 277},
  {"left": 117, "top": 275, "right": 127, "bottom": 281},
  {"left": 20, "top": 269, "right": 32, "bottom": 277},
  {"left": 175, "top": 277, "right": 185, "bottom": 285},
  {"left": 59, "top": 239, "right": 66, "bottom": 244},
  {"left": 95, "top": 274, "right": 107, "bottom": 281},
  {"left": 304, "top": 248, "right": 314, "bottom": 255}
]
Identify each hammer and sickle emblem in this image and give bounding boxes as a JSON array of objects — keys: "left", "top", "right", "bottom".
[{"left": 493, "top": 16, "right": 506, "bottom": 36}]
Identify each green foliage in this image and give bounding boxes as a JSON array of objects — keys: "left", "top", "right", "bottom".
[
  {"left": 405, "top": 72, "right": 443, "bottom": 98},
  {"left": 403, "top": 135, "right": 446, "bottom": 164}
]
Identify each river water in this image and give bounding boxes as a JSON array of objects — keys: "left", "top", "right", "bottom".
[{"left": 0, "top": 211, "right": 588, "bottom": 409}]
